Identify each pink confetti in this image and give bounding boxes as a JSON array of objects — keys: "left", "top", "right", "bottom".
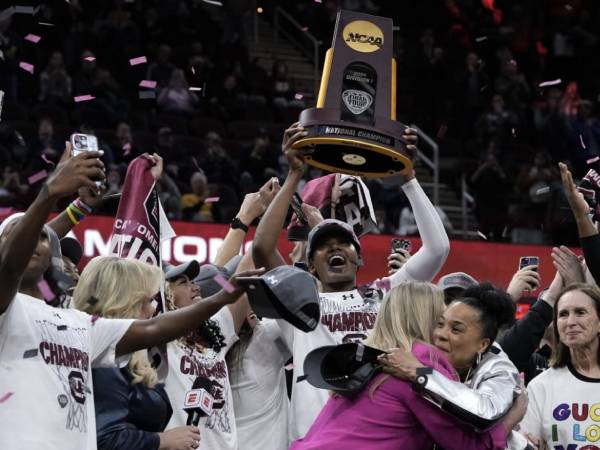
[
  {"left": 580, "top": 134, "right": 586, "bottom": 149},
  {"left": 83, "top": 56, "right": 96, "bottom": 62},
  {"left": 294, "top": 93, "right": 304, "bottom": 100},
  {"left": 139, "top": 79, "right": 157, "bottom": 89},
  {"left": 213, "top": 273, "right": 235, "bottom": 293},
  {"left": 511, "top": 128, "right": 516, "bottom": 137},
  {"left": 24, "top": 33, "right": 41, "bottom": 43},
  {"left": 129, "top": 56, "right": 147, "bottom": 66},
  {"left": 188, "top": 87, "right": 202, "bottom": 91},
  {"left": 587, "top": 156, "right": 599, "bottom": 165},
  {"left": 28, "top": 170, "right": 48, "bottom": 184},
  {"left": 204, "top": 197, "right": 220, "bottom": 203},
  {"left": 301, "top": 26, "right": 309, "bottom": 32},
  {"left": 314, "top": 0, "right": 322, "bottom": 2},
  {"left": 91, "top": 315, "right": 100, "bottom": 326},
  {"left": 285, "top": 363, "right": 295, "bottom": 371},
  {"left": 19, "top": 61, "right": 34, "bottom": 74},
  {"left": 37, "top": 279, "right": 55, "bottom": 302},
  {"left": 0, "top": 392, "right": 13, "bottom": 403},
  {"left": 122, "top": 142, "right": 132, "bottom": 155},
  {"left": 74, "top": 94, "right": 95, "bottom": 103},
  {"left": 40, "top": 153, "right": 55, "bottom": 168}
]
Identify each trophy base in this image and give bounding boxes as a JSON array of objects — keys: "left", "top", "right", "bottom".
[{"left": 292, "top": 107, "right": 413, "bottom": 178}]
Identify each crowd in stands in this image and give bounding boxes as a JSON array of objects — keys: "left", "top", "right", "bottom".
[{"left": 2, "top": 0, "right": 600, "bottom": 242}]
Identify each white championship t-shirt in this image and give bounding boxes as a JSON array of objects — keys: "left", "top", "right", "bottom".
[
  {"left": 229, "top": 319, "right": 291, "bottom": 450},
  {"left": 0, "top": 293, "right": 133, "bottom": 450},
  {"left": 519, "top": 364, "right": 600, "bottom": 449},
  {"left": 165, "top": 307, "right": 239, "bottom": 450},
  {"left": 283, "top": 288, "right": 381, "bottom": 441}
]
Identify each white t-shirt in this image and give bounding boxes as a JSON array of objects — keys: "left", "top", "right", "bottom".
[
  {"left": 519, "top": 364, "right": 600, "bottom": 449},
  {"left": 0, "top": 293, "right": 133, "bottom": 450},
  {"left": 165, "top": 307, "right": 239, "bottom": 450},
  {"left": 284, "top": 288, "right": 381, "bottom": 442},
  {"left": 229, "top": 319, "right": 291, "bottom": 450}
]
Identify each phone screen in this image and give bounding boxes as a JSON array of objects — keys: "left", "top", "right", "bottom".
[{"left": 392, "top": 239, "right": 411, "bottom": 253}]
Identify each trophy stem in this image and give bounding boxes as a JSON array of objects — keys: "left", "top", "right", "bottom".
[{"left": 317, "top": 48, "right": 334, "bottom": 109}]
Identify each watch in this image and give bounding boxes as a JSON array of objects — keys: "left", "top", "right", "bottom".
[
  {"left": 412, "top": 366, "right": 433, "bottom": 392},
  {"left": 230, "top": 217, "right": 249, "bottom": 233}
]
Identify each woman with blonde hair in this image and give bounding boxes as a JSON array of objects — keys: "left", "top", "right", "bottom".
[
  {"left": 74, "top": 256, "right": 200, "bottom": 450},
  {"left": 292, "top": 281, "right": 525, "bottom": 450}
]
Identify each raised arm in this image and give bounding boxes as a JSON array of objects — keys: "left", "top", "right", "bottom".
[
  {"left": 214, "top": 177, "right": 279, "bottom": 267},
  {"left": 115, "top": 268, "right": 264, "bottom": 356},
  {"left": 0, "top": 149, "right": 105, "bottom": 314},
  {"left": 252, "top": 123, "right": 307, "bottom": 270},
  {"left": 388, "top": 177, "right": 450, "bottom": 286}
]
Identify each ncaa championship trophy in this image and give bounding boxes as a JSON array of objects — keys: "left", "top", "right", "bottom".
[{"left": 293, "top": 10, "right": 412, "bottom": 177}]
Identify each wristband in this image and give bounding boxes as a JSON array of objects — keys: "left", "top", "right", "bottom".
[
  {"left": 230, "top": 217, "right": 249, "bottom": 233},
  {"left": 75, "top": 198, "right": 93, "bottom": 214},
  {"left": 65, "top": 207, "right": 79, "bottom": 226}
]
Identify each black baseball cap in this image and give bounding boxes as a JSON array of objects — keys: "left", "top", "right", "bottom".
[
  {"left": 243, "top": 265, "right": 320, "bottom": 332},
  {"left": 60, "top": 237, "right": 83, "bottom": 266},
  {"left": 303, "top": 343, "right": 384, "bottom": 396},
  {"left": 165, "top": 260, "right": 200, "bottom": 281}
]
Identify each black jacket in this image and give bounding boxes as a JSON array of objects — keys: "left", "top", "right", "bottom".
[
  {"left": 93, "top": 367, "right": 173, "bottom": 450},
  {"left": 498, "top": 298, "right": 553, "bottom": 385},
  {"left": 581, "top": 234, "right": 600, "bottom": 285}
]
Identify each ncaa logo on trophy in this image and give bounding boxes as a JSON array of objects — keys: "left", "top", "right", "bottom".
[{"left": 292, "top": 11, "right": 413, "bottom": 177}]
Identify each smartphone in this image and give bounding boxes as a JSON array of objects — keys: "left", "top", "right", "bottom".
[
  {"left": 70, "top": 133, "right": 99, "bottom": 156},
  {"left": 519, "top": 256, "right": 539, "bottom": 272},
  {"left": 291, "top": 192, "right": 308, "bottom": 225},
  {"left": 391, "top": 238, "right": 411, "bottom": 253}
]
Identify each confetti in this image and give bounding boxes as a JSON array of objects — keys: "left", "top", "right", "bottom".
[
  {"left": 122, "top": 142, "right": 131, "bottom": 155},
  {"left": 129, "top": 56, "right": 147, "bottom": 66},
  {"left": 74, "top": 94, "right": 95, "bottom": 102},
  {"left": 188, "top": 87, "right": 202, "bottom": 91},
  {"left": 285, "top": 363, "right": 295, "bottom": 371},
  {"left": 191, "top": 66, "right": 196, "bottom": 75},
  {"left": 314, "top": 0, "right": 322, "bottom": 2},
  {"left": 91, "top": 314, "right": 100, "bottom": 325},
  {"left": 22, "top": 349, "right": 38, "bottom": 359},
  {"left": 0, "top": 89, "right": 3, "bottom": 121},
  {"left": 37, "top": 279, "right": 55, "bottom": 302},
  {"left": 38, "top": 22, "right": 54, "bottom": 26},
  {"left": 139, "top": 79, "right": 157, "bottom": 89},
  {"left": 511, "top": 128, "right": 516, "bottom": 137},
  {"left": 24, "top": 33, "right": 41, "bottom": 43},
  {"left": 139, "top": 91, "right": 156, "bottom": 99},
  {"left": 539, "top": 79, "right": 562, "bottom": 88},
  {"left": 580, "top": 134, "right": 586, "bottom": 149},
  {"left": 15, "top": 5, "right": 40, "bottom": 15},
  {"left": 301, "top": 26, "right": 309, "bottom": 32},
  {"left": 19, "top": 61, "right": 34, "bottom": 74},
  {"left": 0, "top": 392, "right": 13, "bottom": 403},
  {"left": 475, "top": 36, "right": 488, "bottom": 42},
  {"left": 0, "top": 50, "right": 4, "bottom": 61},
  {"left": 294, "top": 93, "right": 304, "bottom": 100},
  {"left": 587, "top": 156, "right": 600, "bottom": 165},
  {"left": 40, "top": 153, "right": 55, "bottom": 167},
  {"left": 535, "top": 186, "right": 550, "bottom": 195},
  {"left": 83, "top": 56, "right": 96, "bottom": 62},
  {"left": 477, "top": 231, "right": 488, "bottom": 240},
  {"left": 204, "top": 197, "right": 220, "bottom": 203},
  {"left": 202, "top": 0, "right": 223, "bottom": 5},
  {"left": 213, "top": 273, "right": 235, "bottom": 293},
  {"left": 28, "top": 170, "right": 48, "bottom": 184}
]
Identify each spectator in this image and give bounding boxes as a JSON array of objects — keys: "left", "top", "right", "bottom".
[
  {"left": 240, "top": 128, "right": 280, "bottom": 192},
  {"left": 476, "top": 94, "right": 520, "bottom": 148},
  {"left": 181, "top": 171, "right": 218, "bottom": 222},
  {"left": 38, "top": 51, "right": 72, "bottom": 105},
  {"left": 157, "top": 69, "right": 199, "bottom": 115},
  {"left": 146, "top": 44, "right": 176, "bottom": 89},
  {"left": 270, "top": 60, "right": 296, "bottom": 107}
]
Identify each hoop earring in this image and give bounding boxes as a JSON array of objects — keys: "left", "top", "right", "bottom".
[{"left": 475, "top": 352, "right": 482, "bottom": 366}]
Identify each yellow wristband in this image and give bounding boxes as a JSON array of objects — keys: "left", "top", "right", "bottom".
[{"left": 66, "top": 207, "right": 79, "bottom": 225}]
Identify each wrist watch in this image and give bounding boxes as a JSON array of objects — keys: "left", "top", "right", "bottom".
[
  {"left": 412, "top": 366, "right": 433, "bottom": 392},
  {"left": 230, "top": 217, "right": 249, "bottom": 233}
]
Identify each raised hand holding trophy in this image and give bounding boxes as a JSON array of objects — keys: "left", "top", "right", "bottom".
[{"left": 293, "top": 10, "right": 412, "bottom": 178}]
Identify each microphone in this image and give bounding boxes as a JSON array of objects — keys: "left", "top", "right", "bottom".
[{"left": 184, "top": 377, "right": 214, "bottom": 426}]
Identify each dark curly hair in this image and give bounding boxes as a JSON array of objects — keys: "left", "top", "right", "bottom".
[{"left": 456, "top": 282, "right": 516, "bottom": 352}]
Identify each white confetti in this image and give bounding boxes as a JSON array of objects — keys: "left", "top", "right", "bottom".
[
  {"left": 535, "top": 186, "right": 550, "bottom": 196},
  {"left": 477, "top": 231, "right": 487, "bottom": 240},
  {"left": 539, "top": 79, "right": 562, "bottom": 88}
]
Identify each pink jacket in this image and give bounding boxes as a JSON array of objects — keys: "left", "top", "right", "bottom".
[{"left": 291, "top": 343, "right": 508, "bottom": 450}]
